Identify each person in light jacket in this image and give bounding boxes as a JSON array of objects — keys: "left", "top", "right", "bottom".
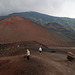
[
  {"left": 26, "top": 49, "right": 30, "bottom": 60},
  {"left": 39, "top": 47, "right": 42, "bottom": 54}
]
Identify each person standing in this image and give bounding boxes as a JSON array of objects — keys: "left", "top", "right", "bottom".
[
  {"left": 26, "top": 49, "right": 30, "bottom": 60},
  {"left": 39, "top": 47, "right": 42, "bottom": 54}
]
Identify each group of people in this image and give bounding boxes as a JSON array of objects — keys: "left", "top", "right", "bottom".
[
  {"left": 26, "top": 47, "right": 75, "bottom": 63},
  {"left": 26, "top": 47, "right": 42, "bottom": 60}
]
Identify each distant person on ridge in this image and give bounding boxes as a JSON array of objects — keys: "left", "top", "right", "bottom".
[
  {"left": 39, "top": 47, "right": 42, "bottom": 54},
  {"left": 26, "top": 49, "right": 30, "bottom": 60}
]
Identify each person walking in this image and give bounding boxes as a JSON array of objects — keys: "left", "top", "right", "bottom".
[
  {"left": 39, "top": 47, "right": 42, "bottom": 54},
  {"left": 26, "top": 49, "right": 30, "bottom": 60}
]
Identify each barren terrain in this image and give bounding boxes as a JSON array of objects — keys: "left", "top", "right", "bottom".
[
  {"left": 0, "top": 16, "right": 75, "bottom": 75},
  {"left": 0, "top": 49, "right": 75, "bottom": 75}
]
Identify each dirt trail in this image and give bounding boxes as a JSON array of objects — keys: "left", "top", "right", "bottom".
[{"left": 0, "top": 51, "right": 75, "bottom": 75}]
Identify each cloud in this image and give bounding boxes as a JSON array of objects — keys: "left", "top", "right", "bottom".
[
  {"left": 0, "top": 0, "right": 75, "bottom": 18},
  {"left": 59, "top": 0, "right": 75, "bottom": 18}
]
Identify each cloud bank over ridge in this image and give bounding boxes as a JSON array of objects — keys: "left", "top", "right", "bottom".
[{"left": 0, "top": 0, "right": 75, "bottom": 18}]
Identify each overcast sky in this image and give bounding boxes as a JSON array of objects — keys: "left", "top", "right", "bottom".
[{"left": 0, "top": 0, "right": 75, "bottom": 18}]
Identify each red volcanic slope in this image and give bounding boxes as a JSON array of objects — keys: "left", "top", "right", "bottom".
[{"left": 0, "top": 16, "right": 73, "bottom": 46}]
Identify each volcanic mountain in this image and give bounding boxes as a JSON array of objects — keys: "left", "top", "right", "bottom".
[{"left": 0, "top": 16, "right": 74, "bottom": 46}]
